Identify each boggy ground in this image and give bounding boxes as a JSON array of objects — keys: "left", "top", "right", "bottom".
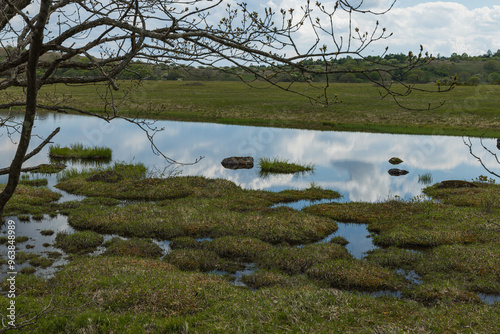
[{"left": 1, "top": 164, "right": 499, "bottom": 333}]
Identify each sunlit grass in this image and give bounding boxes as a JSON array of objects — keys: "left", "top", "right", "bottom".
[
  {"left": 258, "top": 157, "right": 314, "bottom": 175},
  {"left": 49, "top": 143, "right": 112, "bottom": 160}
]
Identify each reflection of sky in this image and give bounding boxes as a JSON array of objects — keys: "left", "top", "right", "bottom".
[{"left": 1, "top": 112, "right": 499, "bottom": 202}]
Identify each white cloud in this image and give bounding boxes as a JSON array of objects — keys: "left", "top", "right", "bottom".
[
  {"left": 378, "top": 2, "right": 500, "bottom": 55},
  {"left": 265, "top": 1, "right": 500, "bottom": 57}
]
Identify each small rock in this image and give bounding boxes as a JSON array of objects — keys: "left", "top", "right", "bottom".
[
  {"left": 389, "top": 157, "right": 403, "bottom": 165},
  {"left": 221, "top": 156, "right": 254, "bottom": 170},
  {"left": 388, "top": 168, "right": 409, "bottom": 176}
]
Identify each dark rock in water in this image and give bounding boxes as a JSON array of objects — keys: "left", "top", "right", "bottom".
[
  {"left": 497, "top": 138, "right": 500, "bottom": 150},
  {"left": 86, "top": 171, "right": 123, "bottom": 183},
  {"left": 388, "top": 168, "right": 409, "bottom": 176},
  {"left": 221, "top": 156, "right": 254, "bottom": 170},
  {"left": 389, "top": 157, "right": 403, "bottom": 165},
  {"left": 436, "top": 180, "right": 477, "bottom": 189}
]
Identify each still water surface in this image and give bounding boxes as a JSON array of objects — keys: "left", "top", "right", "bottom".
[{"left": 1, "top": 112, "right": 498, "bottom": 202}]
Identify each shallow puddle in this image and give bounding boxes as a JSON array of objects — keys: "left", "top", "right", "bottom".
[{"left": 318, "top": 222, "right": 377, "bottom": 259}]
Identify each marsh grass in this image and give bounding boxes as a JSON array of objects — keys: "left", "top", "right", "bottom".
[
  {"left": 1, "top": 255, "right": 500, "bottom": 333},
  {"left": 54, "top": 231, "right": 104, "bottom": 254},
  {"left": 19, "top": 175, "right": 48, "bottom": 187},
  {"left": 49, "top": 143, "right": 112, "bottom": 160},
  {"left": 201, "top": 236, "right": 273, "bottom": 262},
  {"left": 257, "top": 243, "right": 351, "bottom": 275},
  {"left": 258, "top": 157, "right": 314, "bottom": 175},
  {"left": 307, "top": 258, "right": 406, "bottom": 291},
  {"left": 19, "top": 267, "right": 36, "bottom": 275},
  {"left": 103, "top": 237, "right": 163, "bottom": 259},
  {"left": 3, "top": 166, "right": 500, "bottom": 332},
  {"left": 163, "top": 248, "right": 223, "bottom": 272},
  {"left": 241, "top": 270, "right": 313, "bottom": 289},
  {"left": 28, "top": 256, "right": 54, "bottom": 268},
  {"left": 0, "top": 184, "right": 61, "bottom": 217}
]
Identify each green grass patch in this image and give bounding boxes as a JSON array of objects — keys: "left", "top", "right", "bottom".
[
  {"left": 241, "top": 270, "right": 314, "bottom": 289},
  {"left": 19, "top": 266, "right": 37, "bottom": 275},
  {"left": 54, "top": 231, "right": 104, "bottom": 254},
  {"left": 49, "top": 143, "right": 112, "bottom": 160},
  {"left": 103, "top": 237, "right": 163, "bottom": 259},
  {"left": 307, "top": 258, "right": 406, "bottom": 291},
  {"left": 258, "top": 157, "right": 314, "bottom": 175},
  {"left": 30, "top": 163, "right": 67, "bottom": 174},
  {"left": 28, "top": 256, "right": 55, "bottom": 268},
  {"left": 163, "top": 248, "right": 223, "bottom": 272},
  {"left": 257, "top": 243, "right": 351, "bottom": 275},
  {"left": 201, "top": 236, "right": 273, "bottom": 262},
  {"left": 19, "top": 175, "right": 48, "bottom": 187},
  {"left": 0, "top": 184, "right": 61, "bottom": 217}
]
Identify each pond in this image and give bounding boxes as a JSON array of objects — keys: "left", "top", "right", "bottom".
[
  {"left": 1, "top": 112, "right": 499, "bottom": 304},
  {"left": 1, "top": 112, "right": 498, "bottom": 203}
]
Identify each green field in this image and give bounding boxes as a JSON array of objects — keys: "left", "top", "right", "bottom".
[{"left": 18, "top": 80, "right": 500, "bottom": 136}]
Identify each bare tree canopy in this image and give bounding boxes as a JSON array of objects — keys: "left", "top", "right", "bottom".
[{"left": 0, "top": 0, "right": 445, "bottom": 216}]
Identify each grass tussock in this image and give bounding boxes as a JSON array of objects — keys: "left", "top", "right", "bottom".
[
  {"left": 54, "top": 231, "right": 104, "bottom": 254},
  {"left": 257, "top": 243, "right": 351, "bottom": 275},
  {"left": 241, "top": 270, "right": 314, "bottom": 289},
  {"left": 307, "top": 258, "right": 406, "bottom": 291},
  {"left": 49, "top": 143, "right": 112, "bottom": 160},
  {"left": 201, "top": 236, "right": 273, "bottom": 262},
  {"left": 258, "top": 157, "right": 314, "bottom": 175},
  {"left": 163, "top": 248, "right": 223, "bottom": 272},
  {"left": 103, "top": 237, "right": 163, "bottom": 259},
  {"left": 0, "top": 184, "right": 61, "bottom": 217}
]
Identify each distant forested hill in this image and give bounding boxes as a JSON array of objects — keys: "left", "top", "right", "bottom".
[{"left": 2, "top": 47, "right": 500, "bottom": 85}]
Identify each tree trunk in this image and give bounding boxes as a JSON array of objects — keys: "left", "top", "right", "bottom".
[{"left": 0, "top": 0, "right": 51, "bottom": 216}]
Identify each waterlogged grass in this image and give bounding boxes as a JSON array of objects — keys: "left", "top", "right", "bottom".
[
  {"left": 49, "top": 143, "right": 112, "bottom": 160},
  {"left": 258, "top": 157, "right": 314, "bottom": 175},
  {"left": 2, "top": 165, "right": 500, "bottom": 331},
  {"left": 103, "top": 237, "right": 163, "bottom": 259},
  {"left": 54, "top": 231, "right": 104, "bottom": 254},
  {"left": 304, "top": 199, "right": 487, "bottom": 247},
  {"left": 257, "top": 243, "right": 351, "bottom": 275},
  {"left": 308, "top": 258, "right": 406, "bottom": 291},
  {"left": 304, "top": 181, "right": 500, "bottom": 303},
  {"left": 0, "top": 184, "right": 61, "bottom": 217},
  {"left": 19, "top": 176, "right": 48, "bottom": 187},
  {"left": 57, "top": 165, "right": 340, "bottom": 245},
  {"left": 163, "top": 248, "right": 224, "bottom": 272}
]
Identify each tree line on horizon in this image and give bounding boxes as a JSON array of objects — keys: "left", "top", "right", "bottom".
[{"left": 2, "top": 46, "right": 500, "bottom": 85}]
